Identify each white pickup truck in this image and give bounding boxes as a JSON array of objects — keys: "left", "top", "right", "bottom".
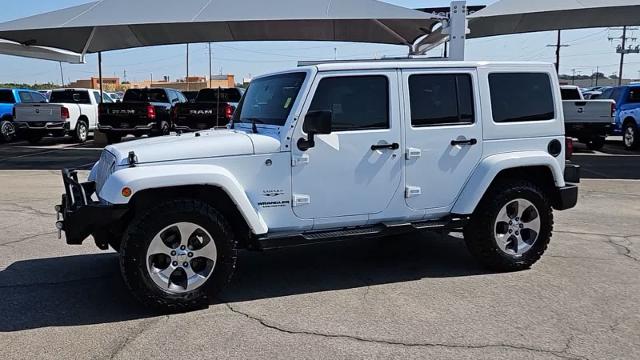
[
  {"left": 561, "top": 85, "right": 615, "bottom": 150},
  {"left": 14, "top": 88, "right": 113, "bottom": 144}
]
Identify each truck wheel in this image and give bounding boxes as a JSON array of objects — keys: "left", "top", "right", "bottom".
[
  {"left": 151, "top": 121, "right": 170, "bottom": 137},
  {"left": 623, "top": 122, "right": 639, "bottom": 150},
  {"left": 0, "top": 120, "right": 16, "bottom": 143},
  {"left": 120, "top": 199, "right": 237, "bottom": 313},
  {"left": 463, "top": 180, "right": 553, "bottom": 272},
  {"left": 586, "top": 136, "right": 605, "bottom": 151},
  {"left": 26, "top": 134, "right": 43, "bottom": 145},
  {"left": 73, "top": 120, "right": 88, "bottom": 143},
  {"left": 106, "top": 133, "right": 121, "bottom": 144}
]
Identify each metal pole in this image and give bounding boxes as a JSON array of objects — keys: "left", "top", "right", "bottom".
[
  {"left": 59, "top": 61, "right": 65, "bottom": 87},
  {"left": 618, "top": 26, "right": 627, "bottom": 86},
  {"left": 555, "top": 30, "right": 561, "bottom": 73},
  {"left": 186, "top": 43, "right": 190, "bottom": 91},
  {"left": 150, "top": 73, "right": 153, "bottom": 87},
  {"left": 98, "top": 52, "right": 103, "bottom": 103},
  {"left": 209, "top": 43, "right": 213, "bottom": 88},
  {"left": 595, "top": 66, "right": 599, "bottom": 87}
]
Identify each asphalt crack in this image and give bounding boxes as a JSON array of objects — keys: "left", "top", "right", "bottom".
[
  {"left": 606, "top": 236, "right": 640, "bottom": 263},
  {"left": 225, "top": 303, "right": 587, "bottom": 359},
  {"left": 0, "top": 231, "right": 57, "bottom": 248},
  {"left": 107, "top": 316, "right": 168, "bottom": 360},
  {"left": 0, "top": 202, "right": 55, "bottom": 217}
]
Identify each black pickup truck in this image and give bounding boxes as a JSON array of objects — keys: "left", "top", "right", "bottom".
[
  {"left": 173, "top": 88, "right": 244, "bottom": 132},
  {"left": 98, "top": 88, "right": 187, "bottom": 144}
]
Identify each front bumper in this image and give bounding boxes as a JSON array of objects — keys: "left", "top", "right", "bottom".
[{"left": 56, "top": 169, "right": 127, "bottom": 245}]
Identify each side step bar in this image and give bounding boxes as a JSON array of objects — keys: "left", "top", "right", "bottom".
[{"left": 256, "top": 217, "right": 469, "bottom": 250}]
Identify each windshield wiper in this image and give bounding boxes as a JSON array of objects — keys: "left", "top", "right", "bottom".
[{"left": 240, "top": 118, "right": 265, "bottom": 134}]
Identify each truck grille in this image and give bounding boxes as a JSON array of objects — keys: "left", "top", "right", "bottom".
[{"left": 95, "top": 150, "right": 117, "bottom": 194}]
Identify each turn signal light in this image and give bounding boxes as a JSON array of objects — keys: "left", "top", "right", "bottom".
[{"left": 121, "top": 187, "right": 133, "bottom": 198}]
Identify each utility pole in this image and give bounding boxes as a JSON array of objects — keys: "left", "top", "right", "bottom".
[
  {"left": 208, "top": 42, "right": 213, "bottom": 88},
  {"left": 186, "top": 43, "right": 190, "bottom": 91},
  {"left": 595, "top": 66, "right": 600, "bottom": 86},
  {"left": 572, "top": 69, "right": 576, "bottom": 85},
  {"left": 546, "top": 30, "right": 569, "bottom": 73},
  {"left": 59, "top": 61, "right": 65, "bottom": 87},
  {"left": 609, "top": 26, "right": 640, "bottom": 86},
  {"left": 150, "top": 73, "right": 153, "bottom": 87}
]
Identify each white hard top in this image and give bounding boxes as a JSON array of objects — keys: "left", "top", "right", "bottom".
[{"left": 308, "top": 60, "right": 554, "bottom": 72}]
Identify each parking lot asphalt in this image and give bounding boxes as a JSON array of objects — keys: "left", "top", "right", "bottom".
[{"left": 0, "top": 137, "right": 639, "bottom": 359}]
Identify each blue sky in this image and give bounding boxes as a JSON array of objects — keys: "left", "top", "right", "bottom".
[{"left": 1, "top": 0, "right": 639, "bottom": 84}]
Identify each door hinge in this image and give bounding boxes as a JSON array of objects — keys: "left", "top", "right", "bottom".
[
  {"left": 292, "top": 154, "right": 310, "bottom": 167},
  {"left": 406, "top": 147, "right": 422, "bottom": 160},
  {"left": 292, "top": 194, "right": 311, "bottom": 207},
  {"left": 405, "top": 186, "right": 422, "bottom": 198}
]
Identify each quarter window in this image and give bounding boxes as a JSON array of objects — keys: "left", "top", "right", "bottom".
[
  {"left": 309, "top": 76, "right": 389, "bottom": 131},
  {"left": 489, "top": 73, "right": 555, "bottom": 123},
  {"left": 409, "top": 74, "right": 474, "bottom": 126}
]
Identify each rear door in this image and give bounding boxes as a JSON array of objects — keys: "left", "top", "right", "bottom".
[{"left": 402, "top": 69, "right": 483, "bottom": 211}]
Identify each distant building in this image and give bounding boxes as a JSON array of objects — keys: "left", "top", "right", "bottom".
[
  {"left": 128, "top": 75, "right": 236, "bottom": 91},
  {"left": 67, "top": 77, "right": 121, "bottom": 91}
]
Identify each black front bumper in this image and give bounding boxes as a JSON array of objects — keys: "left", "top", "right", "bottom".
[{"left": 56, "top": 169, "right": 128, "bottom": 245}]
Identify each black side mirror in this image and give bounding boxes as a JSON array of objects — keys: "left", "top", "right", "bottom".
[{"left": 298, "top": 110, "right": 332, "bottom": 151}]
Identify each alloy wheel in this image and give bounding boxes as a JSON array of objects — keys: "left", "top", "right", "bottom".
[
  {"left": 146, "top": 222, "right": 217, "bottom": 293},
  {"left": 494, "top": 198, "right": 541, "bottom": 256},
  {"left": 625, "top": 125, "right": 635, "bottom": 148}
]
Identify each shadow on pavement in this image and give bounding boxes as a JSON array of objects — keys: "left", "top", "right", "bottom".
[{"left": 0, "top": 233, "right": 488, "bottom": 332}]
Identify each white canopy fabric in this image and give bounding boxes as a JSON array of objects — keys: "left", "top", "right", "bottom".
[
  {"left": 467, "top": 0, "right": 640, "bottom": 38},
  {"left": 0, "top": 0, "right": 442, "bottom": 54},
  {"left": 0, "top": 39, "right": 83, "bottom": 63}
]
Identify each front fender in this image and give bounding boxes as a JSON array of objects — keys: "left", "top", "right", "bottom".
[
  {"left": 100, "top": 164, "right": 268, "bottom": 234},
  {"left": 451, "top": 151, "right": 565, "bottom": 215}
]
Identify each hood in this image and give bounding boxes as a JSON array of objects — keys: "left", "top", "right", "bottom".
[{"left": 106, "top": 129, "right": 281, "bottom": 165}]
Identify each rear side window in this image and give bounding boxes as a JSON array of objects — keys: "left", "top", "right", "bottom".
[
  {"left": 489, "top": 73, "right": 555, "bottom": 123},
  {"left": 560, "top": 88, "right": 582, "bottom": 100},
  {"left": 309, "top": 76, "right": 389, "bottom": 131},
  {"left": 628, "top": 88, "right": 640, "bottom": 103},
  {"left": 409, "top": 74, "right": 474, "bottom": 126},
  {"left": 50, "top": 90, "right": 91, "bottom": 104}
]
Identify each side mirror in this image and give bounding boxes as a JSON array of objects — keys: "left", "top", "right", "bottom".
[{"left": 298, "top": 110, "right": 332, "bottom": 151}]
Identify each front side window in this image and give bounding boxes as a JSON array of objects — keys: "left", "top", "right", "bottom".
[
  {"left": 409, "top": 74, "right": 474, "bottom": 127},
  {"left": 489, "top": 73, "right": 555, "bottom": 123},
  {"left": 233, "top": 72, "right": 306, "bottom": 126},
  {"left": 628, "top": 88, "right": 640, "bottom": 103},
  {"left": 308, "top": 75, "right": 389, "bottom": 131},
  {"left": 0, "top": 90, "right": 15, "bottom": 104}
]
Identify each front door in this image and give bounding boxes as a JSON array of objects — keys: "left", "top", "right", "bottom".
[
  {"left": 402, "top": 69, "right": 483, "bottom": 211},
  {"left": 291, "top": 71, "right": 402, "bottom": 220}
]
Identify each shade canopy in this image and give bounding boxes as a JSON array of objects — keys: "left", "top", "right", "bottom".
[
  {"left": 0, "top": 0, "right": 442, "bottom": 55},
  {"left": 0, "top": 39, "right": 83, "bottom": 63},
  {"left": 467, "top": 0, "right": 640, "bottom": 38}
]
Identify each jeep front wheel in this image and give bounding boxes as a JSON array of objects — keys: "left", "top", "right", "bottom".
[
  {"left": 464, "top": 180, "right": 553, "bottom": 272},
  {"left": 120, "top": 199, "right": 237, "bottom": 313}
]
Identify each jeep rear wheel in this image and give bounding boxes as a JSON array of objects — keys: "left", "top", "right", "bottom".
[
  {"left": 464, "top": 180, "right": 553, "bottom": 272},
  {"left": 120, "top": 199, "right": 237, "bottom": 313}
]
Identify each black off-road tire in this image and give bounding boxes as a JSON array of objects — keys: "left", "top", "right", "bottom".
[
  {"left": 106, "top": 132, "right": 121, "bottom": 144},
  {"left": 463, "top": 179, "right": 553, "bottom": 272},
  {"left": 120, "top": 199, "right": 237, "bottom": 313},
  {"left": 73, "top": 119, "right": 89, "bottom": 143}
]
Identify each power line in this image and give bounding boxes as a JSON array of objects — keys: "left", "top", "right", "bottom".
[{"left": 609, "top": 26, "right": 640, "bottom": 85}]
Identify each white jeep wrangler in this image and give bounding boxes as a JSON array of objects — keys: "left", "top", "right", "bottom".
[{"left": 57, "top": 60, "right": 580, "bottom": 312}]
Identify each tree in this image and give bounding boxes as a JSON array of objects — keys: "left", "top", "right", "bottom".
[{"left": 591, "top": 72, "right": 607, "bottom": 79}]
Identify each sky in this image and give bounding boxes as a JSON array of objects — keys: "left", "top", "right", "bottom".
[{"left": 1, "top": 0, "right": 639, "bottom": 85}]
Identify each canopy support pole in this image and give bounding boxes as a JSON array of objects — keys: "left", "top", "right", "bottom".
[
  {"left": 98, "top": 51, "right": 103, "bottom": 103},
  {"left": 446, "top": 1, "right": 467, "bottom": 61}
]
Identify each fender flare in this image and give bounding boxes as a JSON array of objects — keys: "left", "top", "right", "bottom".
[
  {"left": 451, "top": 151, "right": 565, "bottom": 215},
  {"left": 100, "top": 164, "right": 268, "bottom": 234}
]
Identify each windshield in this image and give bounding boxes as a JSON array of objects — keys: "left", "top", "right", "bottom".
[
  {"left": 232, "top": 72, "right": 306, "bottom": 126},
  {"left": 50, "top": 90, "right": 91, "bottom": 104},
  {"left": 0, "top": 90, "right": 16, "bottom": 104},
  {"left": 123, "top": 89, "right": 168, "bottom": 103},
  {"left": 197, "top": 88, "right": 243, "bottom": 103}
]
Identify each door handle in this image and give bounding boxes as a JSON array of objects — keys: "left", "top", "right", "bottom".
[
  {"left": 371, "top": 142, "right": 400, "bottom": 151},
  {"left": 450, "top": 138, "right": 478, "bottom": 146}
]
